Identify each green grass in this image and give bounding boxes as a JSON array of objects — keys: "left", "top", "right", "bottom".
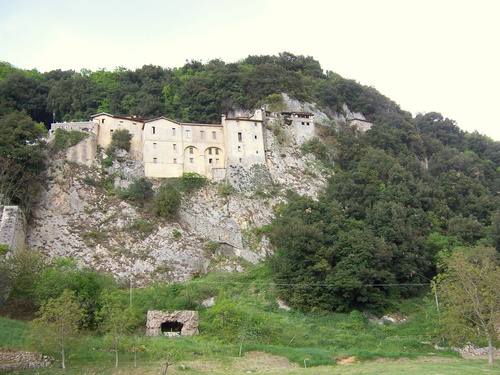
[
  {"left": 1, "top": 263, "right": 492, "bottom": 374},
  {"left": 0, "top": 316, "right": 28, "bottom": 349}
]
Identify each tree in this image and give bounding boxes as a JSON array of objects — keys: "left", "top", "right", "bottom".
[
  {"left": 98, "top": 293, "right": 140, "bottom": 368},
  {"left": 437, "top": 246, "right": 500, "bottom": 365},
  {"left": 154, "top": 184, "right": 181, "bottom": 217},
  {"left": 109, "top": 128, "right": 132, "bottom": 152},
  {"left": 0, "top": 110, "right": 46, "bottom": 212},
  {"left": 0, "top": 249, "right": 47, "bottom": 299},
  {"left": 28, "top": 290, "right": 86, "bottom": 370}
]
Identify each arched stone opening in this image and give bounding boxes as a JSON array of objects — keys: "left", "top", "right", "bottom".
[
  {"left": 146, "top": 310, "right": 199, "bottom": 336},
  {"left": 161, "top": 320, "right": 184, "bottom": 335}
]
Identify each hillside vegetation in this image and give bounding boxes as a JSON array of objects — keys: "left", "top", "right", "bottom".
[{"left": 1, "top": 53, "right": 500, "bottom": 371}]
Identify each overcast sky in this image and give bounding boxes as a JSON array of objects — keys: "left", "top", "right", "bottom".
[{"left": 1, "top": 0, "right": 499, "bottom": 140}]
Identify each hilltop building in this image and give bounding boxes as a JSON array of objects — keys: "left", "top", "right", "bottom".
[{"left": 49, "top": 110, "right": 315, "bottom": 180}]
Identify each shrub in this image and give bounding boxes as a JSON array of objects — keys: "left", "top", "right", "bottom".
[
  {"left": 109, "top": 129, "right": 132, "bottom": 152},
  {"left": 51, "top": 128, "right": 89, "bottom": 152},
  {"left": 177, "top": 172, "right": 207, "bottom": 193},
  {"left": 154, "top": 184, "right": 181, "bottom": 217},
  {"left": 132, "top": 219, "right": 157, "bottom": 234},
  {"left": 218, "top": 182, "right": 236, "bottom": 196},
  {"left": 118, "top": 178, "right": 154, "bottom": 203}
]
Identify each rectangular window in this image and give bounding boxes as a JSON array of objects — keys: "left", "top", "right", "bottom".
[
  {"left": 110, "top": 129, "right": 114, "bottom": 135},
  {"left": 215, "top": 149, "right": 219, "bottom": 155},
  {"left": 189, "top": 158, "right": 194, "bottom": 164},
  {"left": 254, "top": 135, "right": 257, "bottom": 140},
  {"left": 239, "top": 158, "right": 242, "bottom": 163},
  {"left": 173, "top": 144, "right": 177, "bottom": 150},
  {"left": 172, "top": 128, "right": 176, "bottom": 136},
  {"left": 153, "top": 142, "right": 157, "bottom": 149},
  {"left": 238, "top": 132, "right": 242, "bottom": 142},
  {"left": 189, "top": 147, "right": 194, "bottom": 154},
  {"left": 208, "top": 148, "right": 212, "bottom": 155},
  {"left": 209, "top": 158, "right": 213, "bottom": 164},
  {"left": 173, "top": 158, "right": 177, "bottom": 164},
  {"left": 153, "top": 157, "right": 158, "bottom": 163},
  {"left": 200, "top": 131, "right": 205, "bottom": 139},
  {"left": 212, "top": 131, "right": 216, "bottom": 140},
  {"left": 238, "top": 146, "right": 241, "bottom": 152},
  {"left": 102, "top": 119, "right": 105, "bottom": 124},
  {"left": 186, "top": 130, "right": 190, "bottom": 138},
  {"left": 216, "top": 158, "right": 220, "bottom": 164},
  {"left": 152, "top": 126, "right": 156, "bottom": 134}
]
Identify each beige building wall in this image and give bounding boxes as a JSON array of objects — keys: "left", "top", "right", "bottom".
[
  {"left": 223, "top": 110, "right": 266, "bottom": 167},
  {"left": 54, "top": 110, "right": 271, "bottom": 180},
  {"left": 143, "top": 118, "right": 225, "bottom": 178},
  {"left": 92, "top": 113, "right": 145, "bottom": 160}
]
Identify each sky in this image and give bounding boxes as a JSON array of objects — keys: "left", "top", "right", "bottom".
[{"left": 1, "top": 0, "right": 499, "bottom": 141}]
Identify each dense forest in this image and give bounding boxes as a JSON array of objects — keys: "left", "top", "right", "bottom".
[{"left": 1, "top": 52, "right": 499, "bottom": 316}]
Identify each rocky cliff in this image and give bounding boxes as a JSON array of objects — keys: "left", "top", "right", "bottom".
[{"left": 26, "top": 102, "right": 357, "bottom": 285}]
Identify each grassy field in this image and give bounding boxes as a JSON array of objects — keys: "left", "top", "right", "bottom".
[{"left": 1, "top": 264, "right": 498, "bottom": 374}]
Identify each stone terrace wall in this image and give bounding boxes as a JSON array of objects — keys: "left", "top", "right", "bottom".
[{"left": 0, "top": 206, "right": 27, "bottom": 251}]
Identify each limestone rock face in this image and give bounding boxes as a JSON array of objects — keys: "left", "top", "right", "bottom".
[
  {"left": 146, "top": 310, "right": 199, "bottom": 336},
  {"left": 26, "top": 101, "right": 336, "bottom": 284}
]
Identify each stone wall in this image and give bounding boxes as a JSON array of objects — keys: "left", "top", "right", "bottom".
[
  {"left": 146, "top": 310, "right": 199, "bottom": 336},
  {"left": 0, "top": 206, "right": 27, "bottom": 251},
  {"left": 0, "top": 350, "right": 54, "bottom": 372},
  {"left": 65, "top": 134, "right": 97, "bottom": 167}
]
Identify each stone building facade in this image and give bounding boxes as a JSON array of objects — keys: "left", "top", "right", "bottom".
[{"left": 50, "top": 109, "right": 315, "bottom": 180}]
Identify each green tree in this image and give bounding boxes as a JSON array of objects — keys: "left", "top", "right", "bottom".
[
  {"left": 109, "top": 128, "right": 132, "bottom": 152},
  {"left": 98, "top": 293, "right": 140, "bottom": 368},
  {"left": 28, "top": 290, "right": 86, "bottom": 370},
  {"left": 154, "top": 184, "right": 181, "bottom": 217},
  {"left": 0, "top": 110, "right": 46, "bottom": 212},
  {"left": 36, "top": 257, "right": 117, "bottom": 329},
  {"left": 0, "top": 249, "right": 47, "bottom": 299},
  {"left": 437, "top": 246, "right": 500, "bottom": 365}
]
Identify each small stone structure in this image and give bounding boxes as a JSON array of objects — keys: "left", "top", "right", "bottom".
[
  {"left": 146, "top": 310, "right": 199, "bottom": 336},
  {"left": 0, "top": 205, "right": 27, "bottom": 251}
]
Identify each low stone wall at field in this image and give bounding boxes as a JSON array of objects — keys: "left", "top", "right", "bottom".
[{"left": 0, "top": 350, "right": 54, "bottom": 372}]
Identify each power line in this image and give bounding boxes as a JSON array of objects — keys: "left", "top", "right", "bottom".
[{"left": 191, "top": 281, "right": 433, "bottom": 287}]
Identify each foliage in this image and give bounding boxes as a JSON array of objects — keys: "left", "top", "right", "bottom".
[
  {"left": 109, "top": 128, "right": 132, "bottom": 152},
  {"left": 0, "top": 249, "right": 47, "bottom": 299},
  {"left": 131, "top": 219, "right": 157, "bottom": 234},
  {"left": 437, "top": 246, "right": 500, "bottom": 364},
  {"left": 50, "top": 128, "right": 89, "bottom": 152},
  {"left": 28, "top": 290, "right": 86, "bottom": 370},
  {"left": 98, "top": 293, "right": 141, "bottom": 368},
  {"left": 176, "top": 172, "right": 207, "bottom": 193},
  {"left": 0, "top": 110, "right": 46, "bottom": 212},
  {"left": 35, "top": 257, "right": 118, "bottom": 329},
  {"left": 118, "top": 177, "right": 154, "bottom": 204},
  {"left": 154, "top": 184, "right": 181, "bottom": 217}
]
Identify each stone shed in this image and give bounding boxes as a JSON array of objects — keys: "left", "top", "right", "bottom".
[{"left": 146, "top": 310, "right": 199, "bottom": 336}]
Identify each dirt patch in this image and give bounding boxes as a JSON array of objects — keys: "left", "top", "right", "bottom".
[
  {"left": 336, "top": 355, "right": 359, "bottom": 365},
  {"left": 179, "top": 351, "right": 298, "bottom": 373}
]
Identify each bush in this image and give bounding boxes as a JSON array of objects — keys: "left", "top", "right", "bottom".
[
  {"left": 132, "top": 219, "right": 157, "bottom": 234},
  {"left": 154, "top": 184, "right": 181, "bottom": 217},
  {"left": 177, "top": 172, "right": 207, "bottom": 193},
  {"left": 51, "top": 128, "right": 89, "bottom": 152},
  {"left": 118, "top": 178, "right": 154, "bottom": 203},
  {"left": 109, "top": 129, "right": 132, "bottom": 152}
]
